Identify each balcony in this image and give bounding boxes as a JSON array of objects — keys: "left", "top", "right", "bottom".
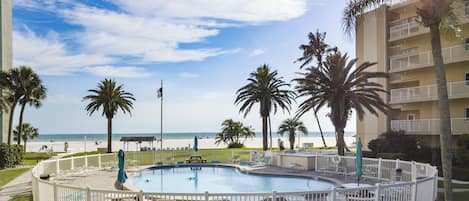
[
  {"left": 390, "top": 81, "right": 469, "bottom": 104},
  {"left": 389, "top": 19, "right": 428, "bottom": 41},
  {"left": 391, "top": 118, "right": 469, "bottom": 135},
  {"left": 389, "top": 44, "right": 469, "bottom": 72}
]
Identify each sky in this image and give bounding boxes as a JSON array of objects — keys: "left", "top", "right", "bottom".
[{"left": 12, "top": 0, "right": 357, "bottom": 134}]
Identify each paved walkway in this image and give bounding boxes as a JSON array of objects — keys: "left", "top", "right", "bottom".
[
  {"left": 0, "top": 152, "right": 75, "bottom": 201},
  {"left": 438, "top": 177, "right": 469, "bottom": 184}
]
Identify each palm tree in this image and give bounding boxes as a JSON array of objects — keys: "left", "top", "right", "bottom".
[
  {"left": 277, "top": 118, "right": 308, "bottom": 150},
  {"left": 17, "top": 67, "right": 46, "bottom": 145},
  {"left": 0, "top": 67, "right": 26, "bottom": 145},
  {"left": 295, "top": 30, "right": 337, "bottom": 147},
  {"left": 295, "top": 52, "right": 389, "bottom": 156},
  {"left": 13, "top": 123, "right": 39, "bottom": 153},
  {"left": 235, "top": 65, "right": 295, "bottom": 150},
  {"left": 215, "top": 119, "right": 255, "bottom": 147},
  {"left": 83, "top": 79, "right": 135, "bottom": 153},
  {"left": 343, "top": 1, "right": 456, "bottom": 199}
]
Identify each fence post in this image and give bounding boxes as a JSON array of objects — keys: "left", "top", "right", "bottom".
[
  {"left": 411, "top": 161, "right": 417, "bottom": 181},
  {"left": 98, "top": 154, "right": 102, "bottom": 169},
  {"left": 204, "top": 191, "right": 209, "bottom": 201},
  {"left": 85, "top": 155, "right": 88, "bottom": 170},
  {"left": 56, "top": 159, "right": 60, "bottom": 176},
  {"left": 272, "top": 191, "right": 277, "bottom": 201},
  {"left": 395, "top": 159, "right": 400, "bottom": 169},
  {"left": 377, "top": 158, "right": 382, "bottom": 179},
  {"left": 330, "top": 187, "right": 336, "bottom": 201},
  {"left": 411, "top": 181, "right": 417, "bottom": 201},
  {"left": 139, "top": 190, "right": 144, "bottom": 201},
  {"left": 86, "top": 187, "right": 91, "bottom": 201},
  {"left": 374, "top": 183, "right": 381, "bottom": 201},
  {"left": 53, "top": 182, "right": 58, "bottom": 201},
  {"left": 71, "top": 157, "right": 74, "bottom": 170},
  {"left": 315, "top": 155, "right": 318, "bottom": 171}
]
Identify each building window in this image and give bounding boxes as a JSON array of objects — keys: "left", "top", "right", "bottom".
[
  {"left": 407, "top": 114, "right": 416, "bottom": 120},
  {"left": 466, "top": 72, "right": 469, "bottom": 86},
  {"left": 466, "top": 108, "right": 469, "bottom": 120},
  {"left": 466, "top": 2, "right": 469, "bottom": 17}
]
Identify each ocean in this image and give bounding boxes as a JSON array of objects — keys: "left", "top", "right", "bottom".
[{"left": 30, "top": 132, "right": 355, "bottom": 142}]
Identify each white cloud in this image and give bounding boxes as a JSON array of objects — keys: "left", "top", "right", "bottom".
[
  {"left": 86, "top": 66, "right": 152, "bottom": 78},
  {"left": 113, "top": 0, "right": 308, "bottom": 23},
  {"left": 178, "top": 72, "right": 199, "bottom": 79},
  {"left": 13, "top": 29, "right": 112, "bottom": 75},
  {"left": 250, "top": 48, "right": 265, "bottom": 56}
]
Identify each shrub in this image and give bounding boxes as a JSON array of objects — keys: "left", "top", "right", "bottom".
[
  {"left": 368, "top": 130, "right": 418, "bottom": 160},
  {"left": 227, "top": 142, "right": 244, "bottom": 148},
  {"left": 0, "top": 143, "right": 23, "bottom": 169},
  {"left": 376, "top": 152, "right": 406, "bottom": 160},
  {"left": 456, "top": 134, "right": 469, "bottom": 167}
]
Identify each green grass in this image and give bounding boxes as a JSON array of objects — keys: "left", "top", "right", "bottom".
[
  {"left": 22, "top": 152, "right": 58, "bottom": 166},
  {"left": 0, "top": 168, "right": 30, "bottom": 187},
  {"left": 63, "top": 150, "right": 107, "bottom": 158},
  {"left": 438, "top": 181, "right": 469, "bottom": 189},
  {"left": 8, "top": 195, "right": 32, "bottom": 201},
  {"left": 437, "top": 192, "right": 469, "bottom": 201}
]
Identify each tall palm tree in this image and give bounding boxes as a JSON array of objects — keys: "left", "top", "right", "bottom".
[
  {"left": 235, "top": 65, "right": 295, "bottom": 150},
  {"left": 343, "top": 1, "right": 456, "bottom": 199},
  {"left": 277, "top": 118, "right": 308, "bottom": 150},
  {"left": 0, "top": 67, "right": 26, "bottom": 145},
  {"left": 295, "top": 52, "right": 389, "bottom": 156},
  {"left": 13, "top": 123, "right": 39, "bottom": 153},
  {"left": 295, "top": 30, "right": 337, "bottom": 147},
  {"left": 83, "top": 79, "right": 135, "bottom": 153},
  {"left": 17, "top": 67, "right": 46, "bottom": 145}
]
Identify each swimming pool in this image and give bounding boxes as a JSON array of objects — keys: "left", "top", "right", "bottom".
[{"left": 131, "top": 166, "right": 335, "bottom": 193}]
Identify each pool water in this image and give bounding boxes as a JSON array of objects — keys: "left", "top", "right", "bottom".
[{"left": 131, "top": 166, "right": 334, "bottom": 193}]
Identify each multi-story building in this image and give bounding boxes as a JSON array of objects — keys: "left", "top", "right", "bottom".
[
  {"left": 0, "top": 0, "right": 12, "bottom": 143},
  {"left": 356, "top": 0, "right": 469, "bottom": 148}
]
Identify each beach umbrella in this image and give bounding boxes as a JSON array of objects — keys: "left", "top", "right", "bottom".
[
  {"left": 355, "top": 138, "right": 363, "bottom": 186},
  {"left": 117, "top": 149, "right": 128, "bottom": 184},
  {"left": 193, "top": 136, "right": 198, "bottom": 152}
]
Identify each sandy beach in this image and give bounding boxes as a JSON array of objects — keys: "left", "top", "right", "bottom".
[{"left": 26, "top": 136, "right": 355, "bottom": 153}]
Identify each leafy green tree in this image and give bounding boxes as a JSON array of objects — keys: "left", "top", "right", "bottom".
[
  {"left": 235, "top": 65, "right": 295, "bottom": 150},
  {"left": 295, "top": 52, "right": 388, "bottom": 155},
  {"left": 0, "top": 67, "right": 30, "bottom": 145},
  {"left": 215, "top": 119, "right": 255, "bottom": 148},
  {"left": 277, "top": 118, "right": 308, "bottom": 150},
  {"left": 83, "top": 79, "right": 135, "bottom": 153},
  {"left": 16, "top": 67, "right": 46, "bottom": 146},
  {"left": 343, "top": 0, "right": 459, "bottom": 199},
  {"left": 13, "top": 123, "right": 39, "bottom": 153}
]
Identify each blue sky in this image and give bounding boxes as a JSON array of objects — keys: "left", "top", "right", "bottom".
[{"left": 12, "top": 0, "right": 357, "bottom": 134}]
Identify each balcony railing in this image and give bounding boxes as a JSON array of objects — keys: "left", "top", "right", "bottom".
[
  {"left": 389, "top": 19, "right": 428, "bottom": 41},
  {"left": 390, "top": 81, "right": 469, "bottom": 103},
  {"left": 391, "top": 118, "right": 469, "bottom": 134},
  {"left": 390, "top": 44, "right": 469, "bottom": 72}
]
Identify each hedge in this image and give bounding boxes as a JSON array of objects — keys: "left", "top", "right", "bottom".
[{"left": 0, "top": 143, "right": 23, "bottom": 169}]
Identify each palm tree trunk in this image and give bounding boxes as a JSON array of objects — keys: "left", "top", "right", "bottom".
[
  {"left": 17, "top": 102, "right": 27, "bottom": 145},
  {"left": 314, "top": 112, "right": 327, "bottom": 147},
  {"left": 289, "top": 131, "right": 295, "bottom": 150},
  {"left": 107, "top": 118, "right": 113, "bottom": 153},
  {"left": 24, "top": 140, "right": 27, "bottom": 153},
  {"left": 262, "top": 116, "right": 268, "bottom": 151},
  {"left": 7, "top": 101, "right": 17, "bottom": 145},
  {"left": 268, "top": 116, "right": 272, "bottom": 150},
  {"left": 337, "top": 129, "right": 345, "bottom": 156},
  {"left": 429, "top": 23, "right": 453, "bottom": 201}
]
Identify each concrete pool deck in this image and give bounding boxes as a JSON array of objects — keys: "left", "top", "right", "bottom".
[{"left": 50, "top": 163, "right": 382, "bottom": 192}]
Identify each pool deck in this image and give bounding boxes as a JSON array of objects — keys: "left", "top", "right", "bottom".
[{"left": 51, "top": 163, "right": 382, "bottom": 192}]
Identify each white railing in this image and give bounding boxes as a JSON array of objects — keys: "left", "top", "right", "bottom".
[
  {"left": 390, "top": 80, "right": 469, "bottom": 103},
  {"left": 389, "top": 18, "right": 428, "bottom": 41},
  {"left": 391, "top": 118, "right": 469, "bottom": 134},
  {"left": 31, "top": 151, "right": 438, "bottom": 201},
  {"left": 390, "top": 44, "right": 469, "bottom": 72}
]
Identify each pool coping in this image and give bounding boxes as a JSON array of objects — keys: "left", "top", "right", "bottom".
[{"left": 124, "top": 163, "right": 343, "bottom": 193}]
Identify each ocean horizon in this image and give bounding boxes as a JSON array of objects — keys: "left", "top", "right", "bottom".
[{"left": 30, "top": 132, "right": 355, "bottom": 142}]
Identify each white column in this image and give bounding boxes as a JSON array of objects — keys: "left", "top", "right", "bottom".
[
  {"left": 55, "top": 159, "right": 60, "bottom": 176},
  {"left": 377, "top": 158, "right": 382, "bottom": 179}
]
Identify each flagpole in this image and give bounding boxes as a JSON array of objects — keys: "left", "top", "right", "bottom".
[{"left": 160, "top": 80, "right": 163, "bottom": 150}]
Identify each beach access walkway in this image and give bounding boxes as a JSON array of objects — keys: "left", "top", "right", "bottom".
[{"left": 0, "top": 152, "right": 74, "bottom": 201}]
